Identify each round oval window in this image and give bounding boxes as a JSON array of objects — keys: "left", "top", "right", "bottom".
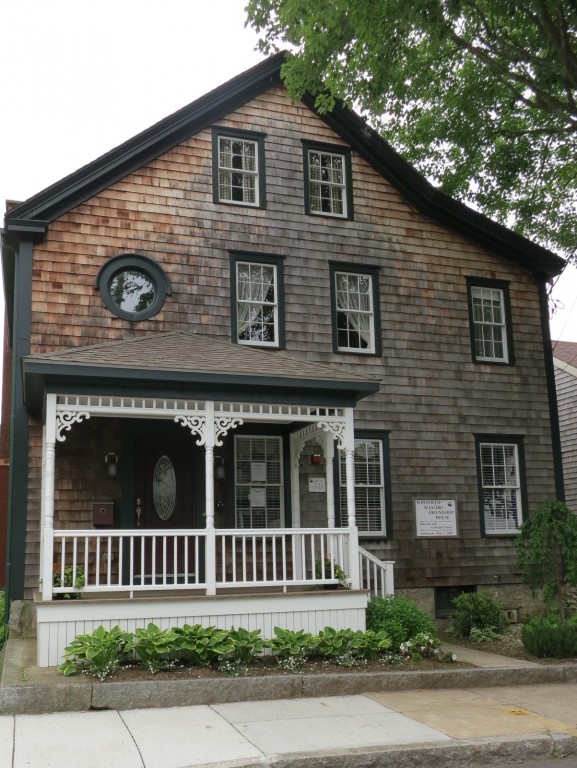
[
  {"left": 109, "top": 268, "right": 156, "bottom": 314},
  {"left": 153, "top": 455, "right": 177, "bottom": 521},
  {"left": 95, "top": 254, "right": 171, "bottom": 321}
]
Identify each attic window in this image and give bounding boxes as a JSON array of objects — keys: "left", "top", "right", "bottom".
[{"left": 95, "top": 254, "right": 171, "bottom": 321}]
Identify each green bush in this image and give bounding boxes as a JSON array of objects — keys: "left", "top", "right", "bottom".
[
  {"left": 366, "top": 595, "right": 436, "bottom": 648},
  {"left": 521, "top": 615, "right": 577, "bottom": 658},
  {"left": 450, "top": 591, "right": 508, "bottom": 638},
  {"left": 0, "top": 591, "right": 7, "bottom": 651},
  {"left": 58, "top": 625, "right": 132, "bottom": 680},
  {"left": 173, "top": 624, "right": 234, "bottom": 666}
]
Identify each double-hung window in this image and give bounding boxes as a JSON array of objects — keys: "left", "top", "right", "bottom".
[
  {"left": 329, "top": 263, "right": 380, "bottom": 354},
  {"left": 212, "top": 127, "right": 266, "bottom": 207},
  {"left": 339, "top": 433, "right": 391, "bottom": 536},
  {"left": 230, "top": 252, "right": 285, "bottom": 348},
  {"left": 303, "top": 141, "right": 353, "bottom": 218},
  {"left": 467, "top": 278, "right": 513, "bottom": 364},
  {"left": 234, "top": 435, "right": 283, "bottom": 528},
  {"left": 475, "top": 436, "right": 525, "bottom": 535}
]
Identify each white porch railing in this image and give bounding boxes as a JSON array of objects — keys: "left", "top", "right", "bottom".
[
  {"left": 359, "top": 546, "right": 395, "bottom": 597},
  {"left": 50, "top": 528, "right": 355, "bottom": 597}
]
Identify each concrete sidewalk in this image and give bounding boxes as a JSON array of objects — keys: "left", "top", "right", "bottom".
[{"left": 2, "top": 637, "right": 577, "bottom": 767}]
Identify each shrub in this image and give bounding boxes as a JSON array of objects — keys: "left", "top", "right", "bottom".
[
  {"left": 0, "top": 591, "right": 7, "bottom": 651},
  {"left": 521, "top": 615, "right": 577, "bottom": 658},
  {"left": 173, "top": 624, "right": 234, "bottom": 667},
  {"left": 125, "top": 623, "right": 180, "bottom": 673},
  {"left": 366, "top": 595, "right": 436, "bottom": 648},
  {"left": 450, "top": 591, "right": 508, "bottom": 638}
]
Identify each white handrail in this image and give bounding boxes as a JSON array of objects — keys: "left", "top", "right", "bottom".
[{"left": 359, "top": 547, "right": 395, "bottom": 597}]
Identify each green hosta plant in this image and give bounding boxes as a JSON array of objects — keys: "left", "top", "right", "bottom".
[
  {"left": 58, "top": 625, "right": 132, "bottom": 680},
  {"left": 173, "top": 624, "right": 234, "bottom": 667},
  {"left": 125, "top": 623, "right": 180, "bottom": 673},
  {"left": 350, "top": 629, "right": 392, "bottom": 660},
  {"left": 314, "top": 626, "right": 354, "bottom": 659},
  {"left": 270, "top": 627, "right": 317, "bottom": 669},
  {"left": 229, "top": 627, "right": 270, "bottom": 664}
]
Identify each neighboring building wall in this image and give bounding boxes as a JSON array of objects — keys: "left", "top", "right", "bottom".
[
  {"left": 555, "top": 365, "right": 577, "bottom": 511},
  {"left": 20, "top": 86, "right": 558, "bottom": 597},
  {"left": 0, "top": 321, "right": 13, "bottom": 585}
]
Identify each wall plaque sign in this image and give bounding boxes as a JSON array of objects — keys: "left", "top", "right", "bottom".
[{"left": 415, "top": 499, "right": 458, "bottom": 537}]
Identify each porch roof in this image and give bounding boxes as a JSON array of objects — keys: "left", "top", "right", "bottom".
[{"left": 23, "top": 330, "right": 380, "bottom": 413}]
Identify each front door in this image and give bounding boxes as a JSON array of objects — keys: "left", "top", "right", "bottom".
[{"left": 134, "top": 437, "right": 199, "bottom": 584}]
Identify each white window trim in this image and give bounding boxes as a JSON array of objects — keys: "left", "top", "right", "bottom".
[
  {"left": 335, "top": 271, "right": 375, "bottom": 353},
  {"left": 340, "top": 438, "right": 386, "bottom": 536},
  {"left": 480, "top": 441, "right": 522, "bottom": 535},
  {"left": 236, "top": 261, "right": 279, "bottom": 348},
  {"left": 308, "top": 149, "right": 348, "bottom": 218},
  {"left": 218, "top": 136, "right": 260, "bottom": 207},
  {"left": 471, "top": 285, "right": 509, "bottom": 363}
]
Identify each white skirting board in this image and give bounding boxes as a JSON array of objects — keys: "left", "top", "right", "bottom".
[{"left": 35, "top": 590, "right": 370, "bottom": 667}]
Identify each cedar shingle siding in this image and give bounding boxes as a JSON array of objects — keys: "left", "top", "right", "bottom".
[
  {"left": 3, "top": 57, "right": 565, "bottom": 602},
  {"left": 554, "top": 343, "right": 577, "bottom": 512}
]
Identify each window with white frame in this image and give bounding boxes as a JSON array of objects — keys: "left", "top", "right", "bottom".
[
  {"left": 468, "top": 280, "right": 512, "bottom": 363},
  {"left": 235, "top": 260, "right": 279, "bottom": 346},
  {"left": 235, "top": 436, "right": 283, "bottom": 528},
  {"left": 304, "top": 143, "right": 352, "bottom": 218},
  {"left": 334, "top": 270, "right": 375, "bottom": 352},
  {"left": 340, "top": 438, "right": 386, "bottom": 535},
  {"left": 478, "top": 440, "right": 523, "bottom": 534},
  {"left": 212, "top": 128, "right": 265, "bottom": 207}
]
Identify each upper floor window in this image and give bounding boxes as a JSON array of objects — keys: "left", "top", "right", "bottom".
[
  {"left": 329, "top": 263, "right": 380, "bottom": 354},
  {"left": 230, "top": 252, "right": 285, "bottom": 348},
  {"left": 212, "top": 127, "right": 266, "bottom": 207},
  {"left": 95, "top": 254, "right": 171, "bottom": 321},
  {"left": 467, "top": 278, "right": 513, "bottom": 364},
  {"left": 475, "top": 435, "right": 525, "bottom": 535},
  {"left": 303, "top": 141, "right": 353, "bottom": 218}
]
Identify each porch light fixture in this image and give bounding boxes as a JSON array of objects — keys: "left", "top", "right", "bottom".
[
  {"left": 105, "top": 452, "right": 118, "bottom": 478},
  {"left": 214, "top": 457, "right": 226, "bottom": 480}
]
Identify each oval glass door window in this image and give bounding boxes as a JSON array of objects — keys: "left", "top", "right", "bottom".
[{"left": 153, "top": 455, "right": 177, "bottom": 521}]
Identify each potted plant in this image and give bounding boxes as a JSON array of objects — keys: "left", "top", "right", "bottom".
[
  {"left": 53, "top": 564, "right": 85, "bottom": 599},
  {"left": 315, "top": 555, "right": 349, "bottom": 587}
]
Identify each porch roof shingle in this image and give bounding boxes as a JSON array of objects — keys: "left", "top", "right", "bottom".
[
  {"left": 22, "top": 331, "right": 380, "bottom": 413},
  {"left": 553, "top": 340, "right": 577, "bottom": 374}
]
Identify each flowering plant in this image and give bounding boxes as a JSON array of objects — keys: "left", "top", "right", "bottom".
[
  {"left": 53, "top": 564, "right": 85, "bottom": 597},
  {"left": 315, "top": 556, "right": 348, "bottom": 586}
]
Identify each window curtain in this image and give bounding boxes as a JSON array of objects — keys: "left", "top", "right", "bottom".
[
  {"left": 237, "top": 264, "right": 275, "bottom": 339},
  {"left": 336, "top": 274, "right": 372, "bottom": 347}
]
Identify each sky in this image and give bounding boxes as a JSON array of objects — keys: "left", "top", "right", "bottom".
[{"left": 0, "top": 0, "right": 576, "bottom": 345}]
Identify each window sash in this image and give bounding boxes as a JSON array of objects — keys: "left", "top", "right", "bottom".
[
  {"left": 340, "top": 439, "right": 385, "bottom": 534},
  {"left": 236, "top": 262, "right": 278, "bottom": 346},
  {"left": 218, "top": 137, "right": 259, "bottom": 205},
  {"left": 308, "top": 150, "right": 347, "bottom": 216},
  {"left": 335, "top": 271, "right": 375, "bottom": 352},
  {"left": 471, "top": 286, "right": 508, "bottom": 362},
  {"left": 480, "top": 442, "right": 521, "bottom": 533}
]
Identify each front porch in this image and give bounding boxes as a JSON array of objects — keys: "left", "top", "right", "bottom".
[{"left": 25, "top": 334, "right": 393, "bottom": 666}]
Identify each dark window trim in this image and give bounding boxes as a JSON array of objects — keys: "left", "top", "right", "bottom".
[
  {"left": 329, "top": 261, "right": 381, "bottom": 356},
  {"left": 302, "top": 140, "right": 354, "bottom": 219},
  {"left": 334, "top": 430, "right": 392, "bottom": 538},
  {"left": 466, "top": 277, "right": 514, "bottom": 365},
  {"left": 229, "top": 250, "right": 286, "bottom": 349},
  {"left": 95, "top": 253, "right": 171, "bottom": 322},
  {"left": 473, "top": 433, "right": 527, "bottom": 537},
  {"left": 212, "top": 126, "right": 267, "bottom": 208}
]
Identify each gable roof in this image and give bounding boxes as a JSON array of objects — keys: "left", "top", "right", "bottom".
[
  {"left": 2, "top": 53, "right": 565, "bottom": 281},
  {"left": 22, "top": 330, "right": 380, "bottom": 413},
  {"left": 553, "top": 340, "right": 577, "bottom": 377}
]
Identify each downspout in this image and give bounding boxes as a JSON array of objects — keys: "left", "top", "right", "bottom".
[
  {"left": 5, "top": 237, "right": 33, "bottom": 602},
  {"left": 538, "top": 275, "right": 565, "bottom": 501}
]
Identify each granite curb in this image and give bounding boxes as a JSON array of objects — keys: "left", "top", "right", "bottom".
[{"left": 2, "top": 660, "right": 577, "bottom": 716}]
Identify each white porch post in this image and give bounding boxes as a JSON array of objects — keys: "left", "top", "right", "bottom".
[
  {"left": 289, "top": 439, "right": 304, "bottom": 580},
  {"left": 204, "top": 402, "right": 216, "bottom": 595},
  {"left": 41, "top": 394, "right": 57, "bottom": 600},
  {"left": 344, "top": 407, "right": 360, "bottom": 589},
  {"left": 324, "top": 431, "right": 335, "bottom": 528}
]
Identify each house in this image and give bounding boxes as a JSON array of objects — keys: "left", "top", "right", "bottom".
[
  {"left": 553, "top": 341, "right": 577, "bottom": 511},
  {"left": 1, "top": 53, "right": 565, "bottom": 666}
]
